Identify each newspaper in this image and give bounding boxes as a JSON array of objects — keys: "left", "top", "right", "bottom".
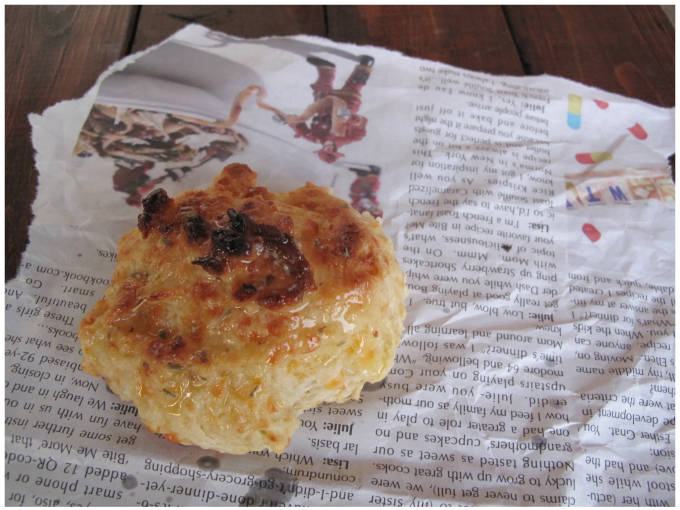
[{"left": 6, "top": 24, "right": 675, "bottom": 506}]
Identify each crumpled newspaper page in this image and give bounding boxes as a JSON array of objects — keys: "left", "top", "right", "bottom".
[{"left": 6, "top": 24, "right": 675, "bottom": 506}]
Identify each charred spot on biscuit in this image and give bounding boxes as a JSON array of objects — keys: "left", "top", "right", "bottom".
[
  {"left": 138, "top": 212, "right": 153, "bottom": 237},
  {"left": 227, "top": 208, "right": 247, "bottom": 233},
  {"left": 256, "top": 223, "right": 288, "bottom": 244},
  {"left": 185, "top": 215, "right": 209, "bottom": 242},
  {"left": 138, "top": 189, "right": 172, "bottom": 238},
  {"left": 242, "top": 283, "right": 257, "bottom": 295},
  {"left": 192, "top": 255, "right": 226, "bottom": 274},
  {"left": 234, "top": 282, "right": 258, "bottom": 301},
  {"left": 190, "top": 207, "right": 314, "bottom": 308},
  {"left": 158, "top": 223, "right": 175, "bottom": 235},
  {"left": 212, "top": 229, "right": 250, "bottom": 255},
  {"left": 142, "top": 188, "right": 169, "bottom": 214}
]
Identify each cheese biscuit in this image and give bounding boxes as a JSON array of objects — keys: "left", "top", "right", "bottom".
[{"left": 79, "top": 163, "right": 406, "bottom": 454}]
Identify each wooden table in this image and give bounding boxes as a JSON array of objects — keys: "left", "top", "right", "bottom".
[{"left": 5, "top": 5, "right": 674, "bottom": 281}]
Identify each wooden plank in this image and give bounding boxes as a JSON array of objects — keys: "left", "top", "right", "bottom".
[
  {"left": 327, "top": 5, "right": 525, "bottom": 75},
  {"left": 130, "top": 5, "right": 326, "bottom": 53},
  {"left": 503, "top": 5, "right": 674, "bottom": 106},
  {"left": 5, "top": 5, "right": 137, "bottom": 281}
]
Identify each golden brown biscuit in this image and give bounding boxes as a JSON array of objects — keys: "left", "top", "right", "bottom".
[{"left": 79, "top": 163, "right": 406, "bottom": 453}]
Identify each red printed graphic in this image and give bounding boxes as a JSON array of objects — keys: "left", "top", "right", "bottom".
[
  {"left": 282, "top": 55, "right": 374, "bottom": 164},
  {"left": 628, "top": 123, "right": 648, "bottom": 140},
  {"left": 348, "top": 165, "right": 382, "bottom": 217},
  {"left": 582, "top": 223, "right": 601, "bottom": 242},
  {"left": 575, "top": 152, "right": 612, "bottom": 164},
  {"left": 594, "top": 99, "right": 609, "bottom": 109}
]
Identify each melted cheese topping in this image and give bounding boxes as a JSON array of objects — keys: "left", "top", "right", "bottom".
[{"left": 79, "top": 163, "right": 406, "bottom": 453}]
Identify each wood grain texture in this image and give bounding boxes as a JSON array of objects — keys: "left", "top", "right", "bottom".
[
  {"left": 327, "top": 5, "right": 525, "bottom": 75},
  {"left": 503, "top": 5, "right": 674, "bottom": 106},
  {"left": 130, "top": 5, "right": 326, "bottom": 52},
  {"left": 5, "top": 5, "right": 137, "bottom": 280}
]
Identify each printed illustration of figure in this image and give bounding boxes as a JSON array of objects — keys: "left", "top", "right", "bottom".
[
  {"left": 111, "top": 161, "right": 162, "bottom": 206},
  {"left": 190, "top": 32, "right": 378, "bottom": 165},
  {"left": 345, "top": 164, "right": 383, "bottom": 217},
  {"left": 75, "top": 88, "right": 255, "bottom": 205},
  {"left": 283, "top": 55, "right": 375, "bottom": 163}
]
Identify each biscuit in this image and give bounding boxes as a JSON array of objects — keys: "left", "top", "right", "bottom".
[{"left": 79, "top": 163, "right": 406, "bottom": 453}]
